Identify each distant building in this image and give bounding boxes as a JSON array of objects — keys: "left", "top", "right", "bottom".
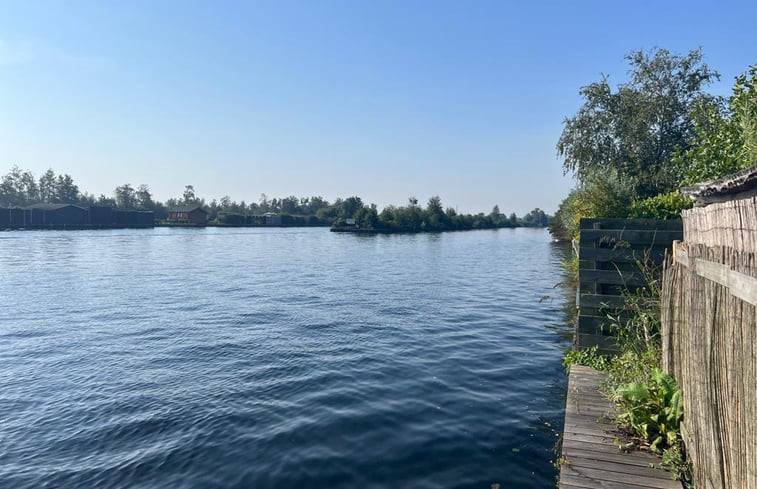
[
  {"left": 0, "top": 207, "right": 24, "bottom": 228},
  {"left": 24, "top": 203, "right": 88, "bottom": 227},
  {"left": 113, "top": 209, "right": 155, "bottom": 228},
  {"left": 263, "top": 212, "right": 281, "bottom": 226},
  {"left": 0, "top": 204, "right": 154, "bottom": 229},
  {"left": 168, "top": 205, "right": 208, "bottom": 225},
  {"left": 87, "top": 206, "right": 114, "bottom": 227}
]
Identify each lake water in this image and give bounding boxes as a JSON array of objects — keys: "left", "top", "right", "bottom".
[{"left": 0, "top": 227, "right": 572, "bottom": 488}]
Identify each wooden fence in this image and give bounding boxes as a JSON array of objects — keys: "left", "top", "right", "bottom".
[
  {"left": 576, "top": 218, "right": 682, "bottom": 353},
  {"left": 661, "top": 196, "right": 757, "bottom": 489}
]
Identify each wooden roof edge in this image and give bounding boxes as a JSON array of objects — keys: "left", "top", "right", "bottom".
[{"left": 681, "top": 164, "right": 757, "bottom": 206}]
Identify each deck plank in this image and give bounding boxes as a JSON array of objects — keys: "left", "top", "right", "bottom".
[{"left": 558, "top": 365, "right": 681, "bottom": 488}]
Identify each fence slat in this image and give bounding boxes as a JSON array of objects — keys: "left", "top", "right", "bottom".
[{"left": 662, "top": 206, "right": 757, "bottom": 488}]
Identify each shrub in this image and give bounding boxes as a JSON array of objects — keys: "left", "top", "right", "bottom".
[
  {"left": 613, "top": 368, "right": 683, "bottom": 453},
  {"left": 628, "top": 191, "right": 692, "bottom": 220}
]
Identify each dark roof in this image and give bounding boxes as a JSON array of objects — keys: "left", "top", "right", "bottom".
[
  {"left": 169, "top": 205, "right": 207, "bottom": 213},
  {"left": 681, "top": 164, "right": 757, "bottom": 206},
  {"left": 24, "top": 203, "right": 86, "bottom": 211}
]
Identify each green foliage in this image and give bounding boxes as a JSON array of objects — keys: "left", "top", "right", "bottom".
[
  {"left": 628, "top": 191, "right": 692, "bottom": 219},
  {"left": 674, "top": 65, "right": 757, "bottom": 184},
  {"left": 672, "top": 100, "right": 744, "bottom": 185},
  {"left": 604, "top": 348, "right": 654, "bottom": 384},
  {"left": 661, "top": 441, "right": 693, "bottom": 487},
  {"left": 558, "top": 48, "right": 719, "bottom": 198},
  {"left": 563, "top": 255, "right": 579, "bottom": 283},
  {"left": 562, "top": 345, "right": 611, "bottom": 372},
  {"left": 0, "top": 166, "right": 81, "bottom": 207},
  {"left": 549, "top": 169, "right": 633, "bottom": 241},
  {"left": 521, "top": 207, "right": 549, "bottom": 227},
  {"left": 335, "top": 195, "right": 527, "bottom": 232},
  {"left": 613, "top": 368, "right": 683, "bottom": 453},
  {"left": 608, "top": 262, "right": 664, "bottom": 357},
  {"left": 732, "top": 65, "right": 757, "bottom": 166}
]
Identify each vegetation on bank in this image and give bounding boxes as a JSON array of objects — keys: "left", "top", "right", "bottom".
[
  {"left": 0, "top": 168, "right": 551, "bottom": 230},
  {"left": 550, "top": 48, "right": 757, "bottom": 241},
  {"left": 563, "top": 268, "right": 691, "bottom": 486},
  {"left": 556, "top": 48, "right": 756, "bottom": 487},
  {"left": 332, "top": 196, "right": 549, "bottom": 232}
]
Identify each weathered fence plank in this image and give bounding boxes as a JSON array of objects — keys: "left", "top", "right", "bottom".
[
  {"left": 662, "top": 174, "right": 757, "bottom": 489},
  {"left": 576, "top": 218, "right": 682, "bottom": 353}
]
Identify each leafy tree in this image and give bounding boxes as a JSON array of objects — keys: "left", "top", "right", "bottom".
[
  {"left": 489, "top": 205, "right": 504, "bottom": 226},
  {"left": 54, "top": 174, "right": 79, "bottom": 203},
  {"left": 425, "top": 196, "right": 446, "bottom": 229},
  {"left": 114, "top": 183, "right": 136, "bottom": 208},
  {"left": 354, "top": 204, "right": 379, "bottom": 229},
  {"left": 38, "top": 169, "right": 57, "bottom": 202},
  {"left": 280, "top": 195, "right": 300, "bottom": 214},
  {"left": 522, "top": 208, "right": 549, "bottom": 227},
  {"left": 549, "top": 169, "right": 634, "bottom": 240},
  {"left": 259, "top": 193, "right": 270, "bottom": 212},
  {"left": 182, "top": 185, "right": 198, "bottom": 205},
  {"left": 558, "top": 48, "right": 719, "bottom": 198},
  {"left": 674, "top": 65, "right": 757, "bottom": 184},
  {"left": 0, "top": 166, "right": 39, "bottom": 206},
  {"left": 96, "top": 194, "right": 117, "bottom": 206},
  {"left": 339, "top": 196, "right": 364, "bottom": 218},
  {"left": 628, "top": 191, "right": 692, "bottom": 219},
  {"left": 135, "top": 184, "right": 155, "bottom": 210}
]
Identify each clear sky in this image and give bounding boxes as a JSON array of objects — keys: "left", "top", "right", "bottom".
[{"left": 1, "top": 1, "right": 756, "bottom": 214}]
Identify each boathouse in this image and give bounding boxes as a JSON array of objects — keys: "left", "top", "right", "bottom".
[
  {"left": 168, "top": 205, "right": 208, "bottom": 225},
  {"left": 24, "top": 203, "right": 88, "bottom": 227},
  {"left": 263, "top": 212, "right": 281, "bottom": 226}
]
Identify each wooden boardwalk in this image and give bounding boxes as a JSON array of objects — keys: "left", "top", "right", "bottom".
[{"left": 559, "top": 365, "right": 681, "bottom": 489}]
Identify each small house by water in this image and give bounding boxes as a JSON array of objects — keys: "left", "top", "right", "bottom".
[
  {"left": 168, "top": 205, "right": 208, "bottom": 225},
  {"left": 263, "top": 212, "right": 281, "bottom": 226}
]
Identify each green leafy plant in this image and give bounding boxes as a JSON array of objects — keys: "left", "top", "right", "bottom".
[
  {"left": 661, "top": 441, "right": 693, "bottom": 487},
  {"left": 613, "top": 368, "right": 683, "bottom": 453},
  {"left": 562, "top": 345, "right": 611, "bottom": 372},
  {"left": 628, "top": 191, "right": 692, "bottom": 220}
]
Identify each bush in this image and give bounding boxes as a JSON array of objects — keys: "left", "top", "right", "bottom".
[
  {"left": 628, "top": 191, "right": 692, "bottom": 219},
  {"left": 613, "top": 368, "right": 683, "bottom": 453},
  {"left": 549, "top": 169, "right": 634, "bottom": 241}
]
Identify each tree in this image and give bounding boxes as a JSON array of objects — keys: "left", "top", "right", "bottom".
[
  {"left": 557, "top": 48, "right": 719, "bottom": 198},
  {"left": 674, "top": 65, "right": 757, "bottom": 184},
  {"left": 522, "top": 208, "right": 548, "bottom": 227},
  {"left": 549, "top": 169, "right": 634, "bottom": 240},
  {"left": 0, "top": 166, "right": 39, "bottom": 206},
  {"left": 55, "top": 174, "right": 79, "bottom": 203},
  {"left": 114, "top": 183, "right": 136, "bottom": 208},
  {"left": 489, "top": 205, "right": 504, "bottom": 226},
  {"left": 425, "top": 196, "right": 446, "bottom": 229},
  {"left": 135, "top": 184, "right": 155, "bottom": 210},
  {"left": 280, "top": 195, "right": 300, "bottom": 214},
  {"left": 182, "top": 185, "right": 197, "bottom": 205},
  {"left": 39, "top": 169, "right": 57, "bottom": 202},
  {"left": 339, "top": 196, "right": 364, "bottom": 218}
]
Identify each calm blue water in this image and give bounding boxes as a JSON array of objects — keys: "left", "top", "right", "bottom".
[{"left": 0, "top": 227, "right": 572, "bottom": 488}]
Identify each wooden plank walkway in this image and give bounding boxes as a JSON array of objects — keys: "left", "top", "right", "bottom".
[{"left": 559, "top": 365, "right": 681, "bottom": 489}]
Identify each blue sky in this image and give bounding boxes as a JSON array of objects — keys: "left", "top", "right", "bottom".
[{"left": 1, "top": 1, "right": 756, "bottom": 214}]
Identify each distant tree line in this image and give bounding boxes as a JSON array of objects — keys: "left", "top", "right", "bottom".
[
  {"left": 0, "top": 166, "right": 550, "bottom": 229},
  {"left": 333, "top": 196, "right": 549, "bottom": 231}
]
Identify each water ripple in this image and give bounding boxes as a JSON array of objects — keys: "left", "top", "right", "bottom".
[{"left": 0, "top": 227, "right": 573, "bottom": 488}]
